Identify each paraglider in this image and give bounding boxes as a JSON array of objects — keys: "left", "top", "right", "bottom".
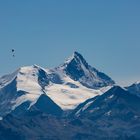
[{"left": 11, "top": 49, "right": 15, "bottom": 57}]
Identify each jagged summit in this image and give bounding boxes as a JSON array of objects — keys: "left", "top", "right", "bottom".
[
  {"left": 65, "top": 51, "right": 88, "bottom": 66},
  {"left": 56, "top": 51, "right": 115, "bottom": 89},
  {"left": 61, "top": 51, "right": 88, "bottom": 67}
]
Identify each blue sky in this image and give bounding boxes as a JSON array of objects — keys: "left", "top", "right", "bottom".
[{"left": 0, "top": 0, "right": 140, "bottom": 86}]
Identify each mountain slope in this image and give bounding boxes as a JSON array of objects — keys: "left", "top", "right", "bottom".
[
  {"left": 125, "top": 82, "right": 140, "bottom": 97},
  {"left": 0, "top": 65, "right": 49, "bottom": 117},
  {"left": 12, "top": 94, "right": 63, "bottom": 117},
  {"left": 1, "top": 52, "right": 140, "bottom": 140},
  {"left": 69, "top": 86, "right": 140, "bottom": 139},
  {"left": 29, "top": 94, "right": 63, "bottom": 116},
  {"left": 73, "top": 86, "right": 140, "bottom": 118},
  {"left": 56, "top": 51, "right": 115, "bottom": 89},
  {"left": 0, "top": 86, "right": 140, "bottom": 140}
]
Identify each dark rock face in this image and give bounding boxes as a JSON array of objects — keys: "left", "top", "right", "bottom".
[
  {"left": 65, "top": 52, "right": 89, "bottom": 81},
  {"left": 38, "top": 68, "right": 50, "bottom": 89},
  {"left": 29, "top": 94, "right": 63, "bottom": 116},
  {"left": 61, "top": 52, "right": 115, "bottom": 89},
  {"left": 48, "top": 73, "right": 63, "bottom": 84},
  {"left": 0, "top": 78, "right": 27, "bottom": 117}
]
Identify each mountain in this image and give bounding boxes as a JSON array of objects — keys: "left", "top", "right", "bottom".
[
  {"left": 12, "top": 94, "right": 63, "bottom": 117},
  {"left": 1, "top": 52, "right": 140, "bottom": 139},
  {"left": 125, "top": 82, "right": 140, "bottom": 97},
  {"left": 0, "top": 86, "right": 140, "bottom": 140},
  {"left": 70, "top": 86, "right": 140, "bottom": 139},
  {"left": 0, "top": 57, "right": 140, "bottom": 140},
  {"left": 0, "top": 65, "right": 53, "bottom": 117},
  {"left": 46, "top": 52, "right": 114, "bottom": 110},
  {"left": 56, "top": 51, "right": 115, "bottom": 89},
  {"left": 73, "top": 86, "right": 140, "bottom": 118},
  {"left": 0, "top": 52, "right": 114, "bottom": 117}
]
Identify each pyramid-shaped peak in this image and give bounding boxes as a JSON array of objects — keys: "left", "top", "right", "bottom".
[
  {"left": 64, "top": 51, "right": 88, "bottom": 68},
  {"left": 72, "top": 51, "right": 86, "bottom": 60},
  {"left": 56, "top": 52, "right": 115, "bottom": 89},
  {"left": 73, "top": 51, "right": 84, "bottom": 58}
]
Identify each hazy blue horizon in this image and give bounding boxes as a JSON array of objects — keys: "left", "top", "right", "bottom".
[{"left": 0, "top": 0, "right": 140, "bottom": 86}]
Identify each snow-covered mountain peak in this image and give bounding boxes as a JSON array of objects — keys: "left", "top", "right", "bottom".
[
  {"left": 16, "top": 65, "right": 50, "bottom": 92},
  {"left": 56, "top": 52, "right": 115, "bottom": 89},
  {"left": 0, "top": 65, "right": 50, "bottom": 116},
  {"left": 0, "top": 69, "right": 19, "bottom": 89},
  {"left": 61, "top": 51, "right": 89, "bottom": 69},
  {"left": 19, "top": 64, "right": 46, "bottom": 74},
  {"left": 73, "top": 51, "right": 88, "bottom": 64}
]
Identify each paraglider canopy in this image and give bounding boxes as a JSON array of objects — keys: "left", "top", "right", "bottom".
[
  {"left": 12, "top": 49, "right": 15, "bottom": 52},
  {"left": 11, "top": 49, "right": 15, "bottom": 57}
]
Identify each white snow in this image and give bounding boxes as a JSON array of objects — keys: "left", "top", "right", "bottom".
[
  {"left": 44, "top": 54, "right": 113, "bottom": 110},
  {"left": 11, "top": 65, "right": 112, "bottom": 111},
  {"left": 75, "top": 100, "right": 95, "bottom": 117},
  {"left": 105, "top": 110, "right": 112, "bottom": 116},
  {"left": 10, "top": 65, "right": 100, "bottom": 111},
  {"left": 108, "top": 95, "right": 114, "bottom": 99},
  {"left": 0, "top": 69, "right": 19, "bottom": 89},
  {"left": 17, "top": 66, "right": 41, "bottom": 93},
  {"left": 45, "top": 72, "right": 99, "bottom": 110},
  {"left": 12, "top": 65, "right": 44, "bottom": 110},
  {"left": 46, "top": 73, "right": 111, "bottom": 110},
  {"left": 0, "top": 117, "right": 3, "bottom": 121},
  {"left": 0, "top": 63, "right": 113, "bottom": 114},
  {"left": 46, "top": 83, "right": 100, "bottom": 110},
  {"left": 81, "top": 101, "right": 94, "bottom": 111}
]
